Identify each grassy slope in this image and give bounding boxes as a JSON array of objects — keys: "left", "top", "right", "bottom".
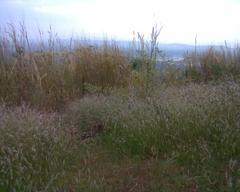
[
  {"left": 1, "top": 82, "right": 240, "bottom": 191},
  {"left": 1, "top": 23, "right": 240, "bottom": 191}
]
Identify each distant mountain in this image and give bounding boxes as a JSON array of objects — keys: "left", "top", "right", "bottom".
[
  {"left": 29, "top": 38, "right": 220, "bottom": 59},
  {"left": 159, "top": 43, "right": 213, "bottom": 58}
]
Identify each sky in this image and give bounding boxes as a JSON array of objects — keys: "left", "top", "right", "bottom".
[{"left": 0, "top": 0, "right": 240, "bottom": 44}]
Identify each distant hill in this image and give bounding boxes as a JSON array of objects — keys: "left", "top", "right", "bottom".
[
  {"left": 159, "top": 43, "right": 213, "bottom": 58},
  {"left": 29, "top": 39, "right": 218, "bottom": 59}
]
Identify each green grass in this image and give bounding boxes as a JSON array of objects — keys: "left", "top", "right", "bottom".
[
  {"left": 65, "top": 83, "right": 240, "bottom": 191},
  {"left": 1, "top": 81, "right": 240, "bottom": 191}
]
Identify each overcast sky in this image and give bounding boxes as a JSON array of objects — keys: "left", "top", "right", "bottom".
[{"left": 0, "top": 0, "right": 240, "bottom": 44}]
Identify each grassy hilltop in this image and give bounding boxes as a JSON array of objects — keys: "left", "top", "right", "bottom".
[{"left": 0, "top": 23, "right": 240, "bottom": 191}]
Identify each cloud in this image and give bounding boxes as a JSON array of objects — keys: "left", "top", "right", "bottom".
[
  {"left": 31, "top": 0, "right": 240, "bottom": 43},
  {"left": 1, "top": 0, "right": 240, "bottom": 43},
  {"left": 33, "top": 0, "right": 94, "bottom": 15}
]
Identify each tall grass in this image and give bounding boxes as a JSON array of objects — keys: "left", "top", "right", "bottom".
[
  {"left": 0, "top": 23, "right": 131, "bottom": 110},
  {"left": 1, "top": 22, "right": 240, "bottom": 191},
  {"left": 185, "top": 44, "right": 240, "bottom": 82},
  {"left": 130, "top": 25, "right": 162, "bottom": 95},
  {"left": 2, "top": 23, "right": 240, "bottom": 111}
]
